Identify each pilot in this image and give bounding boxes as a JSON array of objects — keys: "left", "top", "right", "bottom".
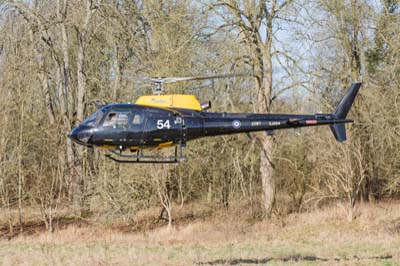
[{"left": 103, "top": 113, "right": 117, "bottom": 127}]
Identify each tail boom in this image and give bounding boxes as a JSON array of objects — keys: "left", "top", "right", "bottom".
[{"left": 201, "top": 83, "right": 360, "bottom": 141}]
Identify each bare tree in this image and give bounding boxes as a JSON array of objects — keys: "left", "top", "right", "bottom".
[
  {"left": 211, "top": 0, "right": 295, "bottom": 217},
  {"left": 321, "top": 140, "right": 365, "bottom": 221}
]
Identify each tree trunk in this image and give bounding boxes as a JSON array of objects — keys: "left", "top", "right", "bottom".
[
  {"left": 260, "top": 136, "right": 275, "bottom": 217},
  {"left": 17, "top": 100, "right": 24, "bottom": 231},
  {"left": 73, "top": 28, "right": 85, "bottom": 215},
  {"left": 112, "top": 45, "right": 121, "bottom": 101},
  {"left": 59, "top": 0, "right": 71, "bottom": 116},
  {"left": 71, "top": 0, "right": 96, "bottom": 215},
  {"left": 76, "top": 38, "right": 86, "bottom": 124},
  {"left": 258, "top": 46, "right": 274, "bottom": 217}
]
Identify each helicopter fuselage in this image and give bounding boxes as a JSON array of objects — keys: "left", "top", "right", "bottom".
[
  {"left": 68, "top": 103, "right": 352, "bottom": 151},
  {"left": 67, "top": 83, "right": 361, "bottom": 163}
]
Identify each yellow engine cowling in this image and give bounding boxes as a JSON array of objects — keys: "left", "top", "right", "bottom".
[{"left": 135, "top": 94, "right": 201, "bottom": 111}]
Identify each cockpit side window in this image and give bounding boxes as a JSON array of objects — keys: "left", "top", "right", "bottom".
[{"left": 103, "top": 111, "right": 130, "bottom": 128}]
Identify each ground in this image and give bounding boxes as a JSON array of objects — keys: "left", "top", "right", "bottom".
[{"left": 1, "top": 203, "right": 400, "bottom": 266}]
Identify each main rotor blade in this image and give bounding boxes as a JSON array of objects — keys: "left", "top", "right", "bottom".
[
  {"left": 161, "top": 73, "right": 252, "bottom": 84},
  {"left": 132, "top": 77, "right": 163, "bottom": 83},
  {"left": 123, "top": 73, "right": 253, "bottom": 84}
]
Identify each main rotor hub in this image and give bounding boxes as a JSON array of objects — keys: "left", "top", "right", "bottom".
[{"left": 153, "top": 82, "right": 164, "bottom": 94}]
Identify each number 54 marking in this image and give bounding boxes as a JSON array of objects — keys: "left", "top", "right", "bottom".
[{"left": 157, "top": 120, "right": 171, "bottom": 129}]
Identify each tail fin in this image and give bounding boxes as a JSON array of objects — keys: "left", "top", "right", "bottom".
[
  {"left": 333, "top": 83, "right": 362, "bottom": 119},
  {"left": 330, "top": 83, "right": 362, "bottom": 142},
  {"left": 330, "top": 124, "right": 346, "bottom": 142}
]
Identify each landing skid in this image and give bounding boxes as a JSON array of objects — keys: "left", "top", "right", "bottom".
[{"left": 105, "top": 145, "right": 185, "bottom": 164}]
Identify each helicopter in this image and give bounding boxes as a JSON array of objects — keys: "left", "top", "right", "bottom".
[{"left": 68, "top": 74, "right": 361, "bottom": 163}]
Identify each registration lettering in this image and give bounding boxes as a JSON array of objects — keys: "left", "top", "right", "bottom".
[{"left": 268, "top": 121, "right": 280, "bottom": 126}]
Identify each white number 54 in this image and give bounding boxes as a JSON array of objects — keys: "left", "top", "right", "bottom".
[{"left": 157, "top": 120, "right": 171, "bottom": 129}]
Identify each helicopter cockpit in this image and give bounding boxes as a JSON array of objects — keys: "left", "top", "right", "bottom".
[{"left": 68, "top": 104, "right": 148, "bottom": 147}]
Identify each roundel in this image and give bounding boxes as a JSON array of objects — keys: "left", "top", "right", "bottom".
[{"left": 232, "top": 120, "right": 241, "bottom": 129}]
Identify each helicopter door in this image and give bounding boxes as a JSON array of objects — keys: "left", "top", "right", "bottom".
[
  {"left": 159, "top": 113, "right": 184, "bottom": 144},
  {"left": 142, "top": 110, "right": 182, "bottom": 146},
  {"left": 127, "top": 109, "right": 146, "bottom": 146}
]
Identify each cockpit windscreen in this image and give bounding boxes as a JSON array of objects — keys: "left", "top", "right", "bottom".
[{"left": 82, "top": 109, "right": 104, "bottom": 126}]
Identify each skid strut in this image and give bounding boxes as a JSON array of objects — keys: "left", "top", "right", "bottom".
[{"left": 105, "top": 145, "right": 185, "bottom": 164}]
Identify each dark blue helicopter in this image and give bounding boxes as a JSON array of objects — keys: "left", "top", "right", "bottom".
[{"left": 68, "top": 76, "right": 361, "bottom": 163}]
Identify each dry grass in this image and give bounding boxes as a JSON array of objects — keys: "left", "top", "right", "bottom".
[{"left": 1, "top": 202, "right": 400, "bottom": 265}]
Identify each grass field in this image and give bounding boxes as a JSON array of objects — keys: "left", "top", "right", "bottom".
[{"left": 1, "top": 203, "right": 400, "bottom": 266}]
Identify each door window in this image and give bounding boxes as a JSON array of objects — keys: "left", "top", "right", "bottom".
[
  {"left": 131, "top": 110, "right": 145, "bottom": 125},
  {"left": 103, "top": 112, "right": 130, "bottom": 128},
  {"left": 132, "top": 113, "right": 142, "bottom": 125}
]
